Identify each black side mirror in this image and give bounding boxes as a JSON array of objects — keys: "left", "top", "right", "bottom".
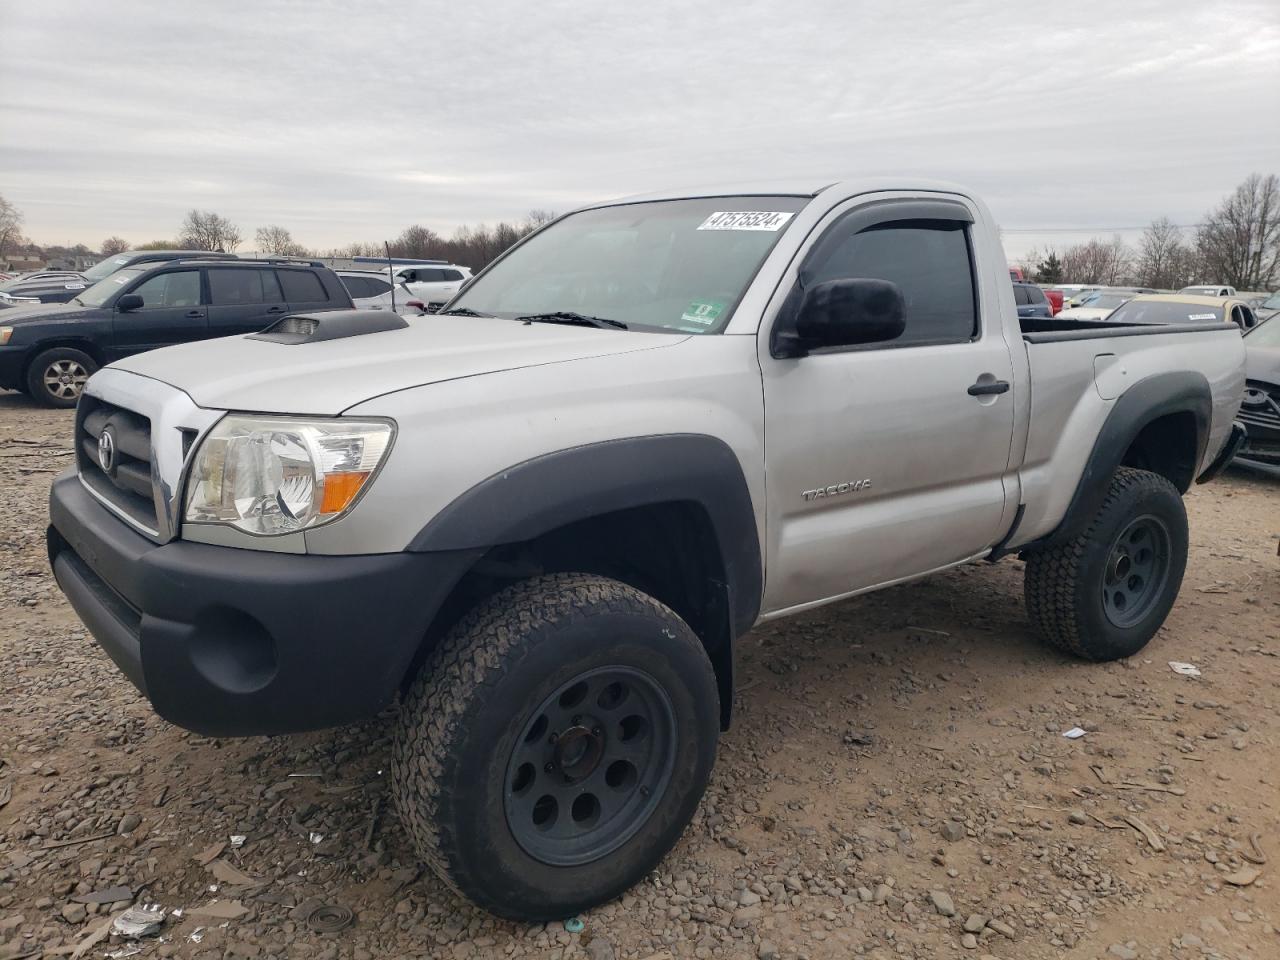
[
  {"left": 116, "top": 293, "right": 144, "bottom": 312},
  {"left": 773, "top": 278, "right": 906, "bottom": 358}
]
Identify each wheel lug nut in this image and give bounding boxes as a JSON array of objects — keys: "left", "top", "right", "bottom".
[
  {"left": 592, "top": 726, "right": 602, "bottom": 736},
  {"left": 572, "top": 715, "right": 582, "bottom": 725},
  {"left": 545, "top": 762, "right": 556, "bottom": 772},
  {"left": 548, "top": 732, "right": 558, "bottom": 744}
]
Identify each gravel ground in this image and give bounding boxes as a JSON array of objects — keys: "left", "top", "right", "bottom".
[{"left": 1, "top": 388, "right": 1278, "bottom": 960}]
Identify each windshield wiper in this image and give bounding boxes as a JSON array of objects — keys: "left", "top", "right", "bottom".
[
  {"left": 515, "top": 311, "right": 627, "bottom": 330},
  {"left": 436, "top": 307, "right": 490, "bottom": 317},
  {"left": 73, "top": 297, "right": 84, "bottom": 306}
]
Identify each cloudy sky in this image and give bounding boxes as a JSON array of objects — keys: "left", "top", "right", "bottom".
[{"left": 2, "top": 0, "right": 1277, "bottom": 259}]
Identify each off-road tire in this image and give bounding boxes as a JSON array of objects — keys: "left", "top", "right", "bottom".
[
  {"left": 392, "top": 573, "right": 719, "bottom": 921},
  {"left": 26, "top": 347, "right": 97, "bottom": 408},
  {"left": 1025, "top": 466, "right": 1188, "bottom": 661}
]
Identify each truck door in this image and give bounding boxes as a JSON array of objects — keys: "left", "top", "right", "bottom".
[
  {"left": 111, "top": 268, "right": 207, "bottom": 357},
  {"left": 759, "top": 197, "right": 1017, "bottom": 614}
]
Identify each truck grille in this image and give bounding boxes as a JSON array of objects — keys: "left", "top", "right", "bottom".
[
  {"left": 77, "top": 396, "right": 159, "bottom": 534},
  {"left": 1238, "top": 381, "right": 1280, "bottom": 433}
]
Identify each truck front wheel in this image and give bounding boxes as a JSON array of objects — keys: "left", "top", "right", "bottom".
[
  {"left": 1024, "top": 466, "right": 1188, "bottom": 661},
  {"left": 392, "top": 573, "right": 719, "bottom": 920}
]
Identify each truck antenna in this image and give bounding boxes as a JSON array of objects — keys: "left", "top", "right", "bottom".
[{"left": 385, "top": 241, "right": 395, "bottom": 313}]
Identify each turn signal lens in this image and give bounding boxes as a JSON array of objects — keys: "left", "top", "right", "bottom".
[{"left": 319, "top": 471, "right": 372, "bottom": 514}]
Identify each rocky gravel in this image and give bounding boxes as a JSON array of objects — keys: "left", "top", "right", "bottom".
[{"left": 1, "top": 388, "right": 1278, "bottom": 960}]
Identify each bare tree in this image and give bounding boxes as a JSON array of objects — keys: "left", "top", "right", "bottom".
[
  {"left": 1060, "top": 236, "right": 1132, "bottom": 285},
  {"left": 1134, "top": 217, "right": 1197, "bottom": 289},
  {"left": 0, "top": 194, "right": 24, "bottom": 259},
  {"left": 389, "top": 225, "right": 445, "bottom": 260},
  {"left": 1194, "top": 173, "right": 1280, "bottom": 290},
  {"left": 254, "top": 224, "right": 309, "bottom": 257},
  {"left": 526, "top": 209, "right": 557, "bottom": 228},
  {"left": 178, "top": 209, "right": 243, "bottom": 252},
  {"left": 101, "top": 236, "right": 129, "bottom": 256}
]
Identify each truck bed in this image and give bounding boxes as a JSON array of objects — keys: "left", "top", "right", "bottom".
[
  {"left": 1019, "top": 316, "right": 1232, "bottom": 341},
  {"left": 1010, "top": 319, "right": 1245, "bottom": 548}
]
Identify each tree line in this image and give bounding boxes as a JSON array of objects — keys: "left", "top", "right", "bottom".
[
  {"left": 1017, "top": 173, "right": 1280, "bottom": 290},
  {"left": 5, "top": 174, "right": 1278, "bottom": 288}
]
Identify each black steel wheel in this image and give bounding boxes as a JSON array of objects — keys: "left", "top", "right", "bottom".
[
  {"left": 1100, "top": 514, "right": 1172, "bottom": 628},
  {"left": 392, "top": 573, "right": 719, "bottom": 921},
  {"left": 504, "top": 666, "right": 676, "bottom": 866}
]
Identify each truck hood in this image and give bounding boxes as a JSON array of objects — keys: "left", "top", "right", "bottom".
[
  {"left": 1245, "top": 344, "right": 1280, "bottom": 384},
  {"left": 110, "top": 314, "right": 688, "bottom": 415}
]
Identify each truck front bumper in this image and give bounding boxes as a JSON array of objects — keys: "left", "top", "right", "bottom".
[{"left": 48, "top": 469, "right": 479, "bottom": 737}]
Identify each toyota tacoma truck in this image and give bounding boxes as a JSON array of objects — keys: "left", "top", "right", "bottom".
[{"left": 47, "top": 179, "right": 1247, "bottom": 921}]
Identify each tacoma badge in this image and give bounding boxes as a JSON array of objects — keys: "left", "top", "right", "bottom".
[{"left": 802, "top": 479, "right": 871, "bottom": 502}]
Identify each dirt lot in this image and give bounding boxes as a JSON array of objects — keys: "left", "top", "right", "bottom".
[{"left": 1, "top": 389, "right": 1277, "bottom": 960}]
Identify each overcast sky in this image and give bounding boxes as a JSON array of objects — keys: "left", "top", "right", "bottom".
[{"left": 2, "top": 0, "right": 1278, "bottom": 260}]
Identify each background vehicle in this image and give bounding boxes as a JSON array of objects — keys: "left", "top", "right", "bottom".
[
  {"left": 1106, "top": 293, "right": 1259, "bottom": 330},
  {"left": 0, "top": 273, "right": 91, "bottom": 307},
  {"left": 0, "top": 258, "right": 352, "bottom": 406},
  {"left": 1252, "top": 290, "right": 1280, "bottom": 321},
  {"left": 1180, "top": 284, "right": 1237, "bottom": 297},
  {"left": 388, "top": 262, "right": 472, "bottom": 308},
  {"left": 79, "top": 249, "right": 239, "bottom": 283},
  {"left": 1056, "top": 289, "right": 1139, "bottom": 321},
  {"left": 1236, "top": 315, "right": 1280, "bottom": 467},
  {"left": 47, "top": 179, "right": 1245, "bottom": 921},
  {"left": 1013, "top": 279, "right": 1052, "bottom": 317},
  {"left": 1041, "top": 287, "right": 1064, "bottom": 315},
  {"left": 337, "top": 270, "right": 424, "bottom": 314}
]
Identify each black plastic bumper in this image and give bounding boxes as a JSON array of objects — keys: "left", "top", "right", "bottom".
[
  {"left": 1196, "top": 420, "right": 1247, "bottom": 484},
  {"left": 48, "top": 469, "right": 480, "bottom": 737},
  {"left": 0, "top": 346, "right": 29, "bottom": 392}
]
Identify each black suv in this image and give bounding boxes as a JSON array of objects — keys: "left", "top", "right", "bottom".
[{"left": 0, "top": 259, "right": 353, "bottom": 407}]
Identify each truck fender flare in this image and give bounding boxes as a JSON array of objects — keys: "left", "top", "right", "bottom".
[
  {"left": 408, "top": 433, "right": 763, "bottom": 639},
  {"left": 1038, "top": 370, "right": 1211, "bottom": 547}
]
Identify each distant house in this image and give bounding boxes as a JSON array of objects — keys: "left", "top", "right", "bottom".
[
  {"left": 2, "top": 254, "right": 43, "bottom": 272},
  {"left": 45, "top": 254, "right": 103, "bottom": 272}
]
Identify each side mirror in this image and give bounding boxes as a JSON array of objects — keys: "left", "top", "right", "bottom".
[
  {"left": 116, "top": 293, "right": 144, "bottom": 312},
  {"left": 773, "top": 278, "right": 906, "bottom": 358}
]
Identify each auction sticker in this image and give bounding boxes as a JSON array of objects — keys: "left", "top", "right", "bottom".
[
  {"left": 697, "top": 211, "right": 794, "bottom": 231},
  {"left": 680, "top": 298, "right": 726, "bottom": 327},
  {"left": 1187, "top": 313, "right": 1216, "bottom": 320}
]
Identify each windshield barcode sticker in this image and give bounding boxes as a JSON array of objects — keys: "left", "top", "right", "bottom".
[
  {"left": 697, "top": 211, "right": 794, "bottom": 232},
  {"left": 1188, "top": 313, "right": 1216, "bottom": 320}
]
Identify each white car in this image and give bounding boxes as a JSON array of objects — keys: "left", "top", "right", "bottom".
[
  {"left": 336, "top": 271, "right": 427, "bottom": 316},
  {"left": 1181, "top": 284, "right": 1237, "bottom": 297},
  {"left": 386, "top": 262, "right": 472, "bottom": 308},
  {"left": 1056, "top": 290, "right": 1138, "bottom": 321}
]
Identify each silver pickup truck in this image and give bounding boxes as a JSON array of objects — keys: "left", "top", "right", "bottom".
[{"left": 47, "top": 179, "right": 1247, "bottom": 920}]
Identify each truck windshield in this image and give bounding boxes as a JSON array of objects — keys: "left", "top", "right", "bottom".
[
  {"left": 447, "top": 196, "right": 809, "bottom": 333},
  {"left": 1106, "top": 300, "right": 1223, "bottom": 325},
  {"left": 78, "top": 268, "right": 145, "bottom": 307},
  {"left": 82, "top": 255, "right": 139, "bottom": 282},
  {"left": 1246, "top": 315, "right": 1280, "bottom": 346}
]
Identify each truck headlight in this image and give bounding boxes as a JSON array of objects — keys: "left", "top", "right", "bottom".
[{"left": 184, "top": 415, "right": 394, "bottom": 536}]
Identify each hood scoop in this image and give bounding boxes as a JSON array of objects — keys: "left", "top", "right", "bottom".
[{"left": 249, "top": 309, "right": 409, "bottom": 344}]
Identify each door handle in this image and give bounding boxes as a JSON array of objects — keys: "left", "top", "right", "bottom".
[
  {"left": 968, "top": 379, "right": 1010, "bottom": 396},
  {"left": 267, "top": 306, "right": 286, "bottom": 313},
  {"left": 184, "top": 310, "right": 204, "bottom": 319}
]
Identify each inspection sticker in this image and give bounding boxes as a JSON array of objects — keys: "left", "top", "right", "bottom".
[
  {"left": 697, "top": 211, "right": 794, "bottom": 231},
  {"left": 680, "top": 298, "right": 726, "bottom": 327},
  {"left": 1187, "top": 313, "right": 1216, "bottom": 321}
]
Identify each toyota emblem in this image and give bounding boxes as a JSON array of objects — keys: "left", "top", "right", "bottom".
[{"left": 98, "top": 428, "right": 116, "bottom": 474}]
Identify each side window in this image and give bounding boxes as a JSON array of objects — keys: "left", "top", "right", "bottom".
[
  {"left": 1013, "top": 285, "right": 1029, "bottom": 306},
  {"left": 1241, "top": 306, "right": 1257, "bottom": 328},
  {"left": 129, "top": 270, "right": 202, "bottom": 308},
  {"left": 442, "top": 269, "right": 464, "bottom": 282},
  {"left": 277, "top": 270, "right": 328, "bottom": 303},
  {"left": 208, "top": 268, "right": 284, "bottom": 305},
  {"left": 342, "top": 276, "right": 371, "bottom": 298},
  {"left": 365, "top": 277, "right": 392, "bottom": 296},
  {"left": 415, "top": 268, "right": 446, "bottom": 282},
  {"left": 1028, "top": 286, "right": 1046, "bottom": 304},
  {"left": 804, "top": 219, "right": 977, "bottom": 345}
]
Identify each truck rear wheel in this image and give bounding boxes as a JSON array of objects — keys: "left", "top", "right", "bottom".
[
  {"left": 1024, "top": 466, "right": 1188, "bottom": 661},
  {"left": 392, "top": 573, "right": 719, "bottom": 920}
]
